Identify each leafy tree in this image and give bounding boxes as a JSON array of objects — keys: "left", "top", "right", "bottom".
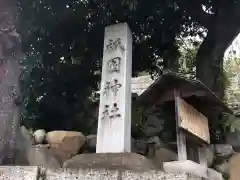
[
  {"left": 222, "top": 54, "right": 240, "bottom": 132},
  {"left": 17, "top": 0, "right": 240, "bottom": 131}
]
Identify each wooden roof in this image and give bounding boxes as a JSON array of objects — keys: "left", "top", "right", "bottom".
[{"left": 136, "top": 72, "right": 232, "bottom": 115}]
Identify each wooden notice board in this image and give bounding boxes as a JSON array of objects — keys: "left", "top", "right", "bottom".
[{"left": 176, "top": 97, "right": 210, "bottom": 144}]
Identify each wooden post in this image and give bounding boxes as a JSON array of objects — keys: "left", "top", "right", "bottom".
[{"left": 174, "top": 89, "right": 187, "bottom": 161}]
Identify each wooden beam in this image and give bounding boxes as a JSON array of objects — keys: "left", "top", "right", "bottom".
[
  {"left": 156, "top": 89, "right": 206, "bottom": 105},
  {"left": 174, "top": 89, "right": 187, "bottom": 161}
]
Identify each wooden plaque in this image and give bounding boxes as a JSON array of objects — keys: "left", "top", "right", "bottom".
[{"left": 176, "top": 97, "right": 210, "bottom": 144}]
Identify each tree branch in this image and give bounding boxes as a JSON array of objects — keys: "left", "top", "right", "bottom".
[{"left": 178, "top": 0, "right": 213, "bottom": 28}]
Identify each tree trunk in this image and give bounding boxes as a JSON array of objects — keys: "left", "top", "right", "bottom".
[
  {"left": 0, "top": 1, "right": 22, "bottom": 164},
  {"left": 196, "top": 20, "right": 240, "bottom": 98}
]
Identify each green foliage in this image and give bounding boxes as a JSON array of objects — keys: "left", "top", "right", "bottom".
[
  {"left": 221, "top": 56, "right": 240, "bottom": 133},
  {"left": 221, "top": 114, "right": 240, "bottom": 133},
  {"left": 131, "top": 106, "right": 146, "bottom": 138},
  {"left": 178, "top": 41, "right": 199, "bottom": 78},
  {"left": 18, "top": 0, "right": 188, "bottom": 131},
  {"left": 17, "top": 0, "right": 240, "bottom": 133}
]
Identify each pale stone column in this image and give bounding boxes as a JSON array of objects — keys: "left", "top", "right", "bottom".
[{"left": 96, "top": 23, "right": 132, "bottom": 153}]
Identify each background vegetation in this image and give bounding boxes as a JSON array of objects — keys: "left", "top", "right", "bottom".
[{"left": 15, "top": 0, "right": 240, "bottom": 139}]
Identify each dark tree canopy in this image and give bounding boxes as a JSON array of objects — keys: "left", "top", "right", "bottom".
[{"left": 17, "top": 0, "right": 240, "bottom": 132}]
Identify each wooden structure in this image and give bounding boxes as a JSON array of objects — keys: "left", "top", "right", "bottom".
[{"left": 137, "top": 72, "right": 232, "bottom": 179}]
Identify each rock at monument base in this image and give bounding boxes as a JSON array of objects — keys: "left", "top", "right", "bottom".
[
  {"left": 226, "top": 131, "right": 240, "bottom": 152},
  {"left": 33, "top": 129, "right": 46, "bottom": 144},
  {"left": 63, "top": 153, "right": 155, "bottom": 171},
  {"left": 143, "top": 115, "right": 164, "bottom": 137},
  {"left": 229, "top": 153, "right": 240, "bottom": 180},
  {"left": 132, "top": 139, "right": 147, "bottom": 155},
  {"left": 149, "top": 148, "right": 177, "bottom": 169},
  {"left": 214, "top": 160, "right": 229, "bottom": 176},
  {"left": 164, "top": 160, "right": 223, "bottom": 180},
  {"left": 86, "top": 134, "right": 97, "bottom": 152},
  {"left": 215, "top": 144, "right": 234, "bottom": 160},
  {"left": 205, "top": 145, "right": 215, "bottom": 167},
  {"left": 27, "top": 146, "right": 61, "bottom": 168},
  {"left": 46, "top": 131, "right": 86, "bottom": 163},
  {"left": 14, "top": 126, "right": 34, "bottom": 165}
]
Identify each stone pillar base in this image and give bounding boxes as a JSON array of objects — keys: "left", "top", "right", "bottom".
[
  {"left": 63, "top": 153, "right": 155, "bottom": 171},
  {"left": 163, "top": 160, "right": 223, "bottom": 180}
]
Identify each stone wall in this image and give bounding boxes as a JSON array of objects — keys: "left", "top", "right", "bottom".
[{"left": 0, "top": 166, "right": 196, "bottom": 180}]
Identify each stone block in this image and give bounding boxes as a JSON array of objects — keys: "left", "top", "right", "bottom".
[
  {"left": 226, "top": 132, "right": 240, "bottom": 152},
  {"left": 0, "top": 166, "right": 38, "bottom": 180},
  {"left": 0, "top": 166, "right": 217, "bottom": 180},
  {"left": 149, "top": 147, "right": 177, "bottom": 169},
  {"left": 229, "top": 153, "right": 240, "bottom": 180},
  {"left": 215, "top": 144, "right": 234, "bottom": 159},
  {"left": 33, "top": 129, "right": 46, "bottom": 144},
  {"left": 27, "top": 146, "right": 61, "bottom": 168},
  {"left": 46, "top": 131, "right": 86, "bottom": 163},
  {"left": 45, "top": 168, "right": 188, "bottom": 180},
  {"left": 14, "top": 126, "right": 34, "bottom": 165},
  {"left": 86, "top": 134, "right": 97, "bottom": 152},
  {"left": 63, "top": 153, "right": 155, "bottom": 171},
  {"left": 163, "top": 160, "right": 223, "bottom": 180}
]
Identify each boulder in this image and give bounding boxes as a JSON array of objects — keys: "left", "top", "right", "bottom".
[
  {"left": 63, "top": 153, "right": 155, "bottom": 170},
  {"left": 46, "top": 131, "right": 86, "bottom": 163},
  {"left": 131, "top": 139, "right": 147, "bottom": 155},
  {"left": 33, "top": 129, "right": 46, "bottom": 144},
  {"left": 14, "top": 127, "right": 60, "bottom": 168},
  {"left": 27, "top": 146, "right": 61, "bottom": 168},
  {"left": 148, "top": 136, "right": 167, "bottom": 148},
  {"left": 226, "top": 132, "right": 240, "bottom": 152},
  {"left": 143, "top": 115, "right": 164, "bottom": 137},
  {"left": 86, "top": 134, "right": 96, "bottom": 152},
  {"left": 215, "top": 144, "right": 234, "bottom": 160},
  {"left": 148, "top": 147, "right": 177, "bottom": 169},
  {"left": 214, "top": 160, "right": 229, "bottom": 177},
  {"left": 229, "top": 153, "right": 240, "bottom": 180},
  {"left": 205, "top": 145, "right": 215, "bottom": 167},
  {"left": 14, "top": 126, "right": 34, "bottom": 165}
]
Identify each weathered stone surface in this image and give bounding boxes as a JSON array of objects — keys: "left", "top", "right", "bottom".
[
  {"left": 0, "top": 166, "right": 38, "bottom": 180},
  {"left": 46, "top": 168, "right": 189, "bottom": 180},
  {"left": 229, "top": 153, "right": 240, "bottom": 180},
  {"left": 46, "top": 131, "right": 85, "bottom": 163},
  {"left": 164, "top": 160, "right": 223, "bottom": 180},
  {"left": 149, "top": 148, "right": 177, "bottom": 169},
  {"left": 205, "top": 145, "right": 215, "bottom": 167},
  {"left": 143, "top": 115, "right": 164, "bottom": 137},
  {"left": 0, "top": 166, "right": 208, "bottom": 180},
  {"left": 148, "top": 136, "right": 162, "bottom": 146},
  {"left": 86, "top": 134, "right": 96, "bottom": 152},
  {"left": 63, "top": 153, "right": 155, "bottom": 171},
  {"left": 215, "top": 144, "right": 234, "bottom": 159},
  {"left": 226, "top": 132, "right": 240, "bottom": 152},
  {"left": 27, "top": 146, "right": 61, "bottom": 168},
  {"left": 132, "top": 139, "right": 147, "bottom": 155},
  {"left": 33, "top": 129, "right": 46, "bottom": 144},
  {"left": 20, "top": 126, "right": 34, "bottom": 144},
  {"left": 214, "top": 160, "right": 229, "bottom": 176},
  {"left": 14, "top": 126, "right": 33, "bottom": 165},
  {"left": 0, "top": 2, "right": 22, "bottom": 164},
  {"left": 96, "top": 23, "right": 132, "bottom": 153}
]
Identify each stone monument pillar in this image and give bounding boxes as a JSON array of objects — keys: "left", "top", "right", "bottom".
[
  {"left": 0, "top": 0, "right": 22, "bottom": 164},
  {"left": 96, "top": 23, "right": 132, "bottom": 153}
]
